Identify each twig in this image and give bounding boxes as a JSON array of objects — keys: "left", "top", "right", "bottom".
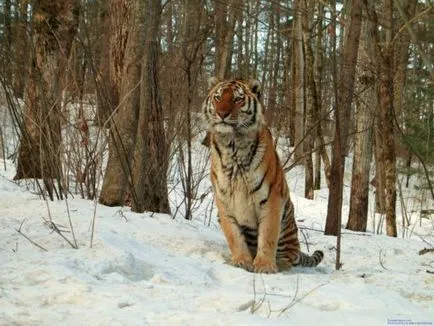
[
  {"left": 378, "top": 249, "right": 388, "bottom": 270},
  {"left": 64, "top": 196, "right": 78, "bottom": 248},
  {"left": 299, "top": 226, "right": 372, "bottom": 236},
  {"left": 419, "top": 248, "right": 434, "bottom": 255},
  {"left": 15, "top": 219, "right": 48, "bottom": 252},
  {"left": 392, "top": 0, "right": 433, "bottom": 79},
  {"left": 44, "top": 220, "right": 77, "bottom": 249},
  {"left": 278, "top": 279, "right": 329, "bottom": 317},
  {"left": 250, "top": 274, "right": 267, "bottom": 314},
  {"left": 299, "top": 228, "right": 310, "bottom": 252},
  {"left": 276, "top": 272, "right": 300, "bottom": 317}
]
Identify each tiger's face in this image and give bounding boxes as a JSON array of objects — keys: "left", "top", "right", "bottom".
[{"left": 203, "top": 78, "right": 264, "bottom": 134}]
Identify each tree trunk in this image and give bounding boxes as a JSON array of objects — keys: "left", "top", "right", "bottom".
[
  {"left": 314, "top": 1, "right": 325, "bottom": 190},
  {"left": 379, "top": 49, "right": 397, "bottom": 237},
  {"left": 368, "top": 0, "right": 397, "bottom": 236},
  {"left": 13, "top": 0, "right": 29, "bottom": 98},
  {"left": 267, "top": 7, "right": 281, "bottom": 124},
  {"left": 283, "top": 20, "right": 294, "bottom": 144},
  {"left": 347, "top": 20, "right": 375, "bottom": 231},
  {"left": 393, "top": 0, "right": 417, "bottom": 124},
  {"left": 3, "top": 0, "right": 12, "bottom": 84},
  {"left": 131, "top": 0, "right": 170, "bottom": 214},
  {"left": 292, "top": 0, "right": 305, "bottom": 163},
  {"left": 301, "top": 0, "right": 317, "bottom": 199},
  {"left": 95, "top": 0, "right": 116, "bottom": 126},
  {"left": 379, "top": 48, "right": 397, "bottom": 237},
  {"left": 14, "top": 0, "right": 79, "bottom": 200},
  {"left": 214, "top": 1, "right": 237, "bottom": 80},
  {"left": 99, "top": 0, "right": 141, "bottom": 207},
  {"left": 374, "top": 127, "right": 386, "bottom": 213},
  {"left": 325, "top": 0, "right": 362, "bottom": 235}
]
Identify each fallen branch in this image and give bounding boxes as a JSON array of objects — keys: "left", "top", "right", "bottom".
[
  {"left": 15, "top": 219, "right": 48, "bottom": 252},
  {"left": 43, "top": 220, "right": 78, "bottom": 249},
  {"left": 278, "top": 280, "right": 329, "bottom": 317},
  {"left": 379, "top": 249, "right": 389, "bottom": 270},
  {"left": 419, "top": 248, "right": 434, "bottom": 255},
  {"left": 250, "top": 274, "right": 268, "bottom": 314}
]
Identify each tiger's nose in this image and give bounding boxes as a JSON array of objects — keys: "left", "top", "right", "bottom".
[{"left": 217, "top": 111, "right": 230, "bottom": 119}]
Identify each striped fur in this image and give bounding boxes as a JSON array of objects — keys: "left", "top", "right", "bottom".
[{"left": 203, "top": 77, "right": 324, "bottom": 273}]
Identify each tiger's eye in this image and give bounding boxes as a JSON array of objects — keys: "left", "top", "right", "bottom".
[{"left": 214, "top": 94, "right": 222, "bottom": 101}]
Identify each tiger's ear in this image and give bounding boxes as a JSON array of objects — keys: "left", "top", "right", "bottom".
[
  {"left": 249, "top": 79, "right": 261, "bottom": 99},
  {"left": 208, "top": 77, "right": 220, "bottom": 89}
]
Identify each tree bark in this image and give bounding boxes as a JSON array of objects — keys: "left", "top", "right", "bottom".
[
  {"left": 13, "top": 0, "right": 29, "bottom": 98},
  {"left": 367, "top": 0, "right": 397, "bottom": 236},
  {"left": 325, "top": 0, "right": 362, "bottom": 235},
  {"left": 14, "top": 0, "right": 79, "bottom": 200},
  {"left": 99, "top": 0, "right": 141, "bottom": 206},
  {"left": 3, "top": 0, "right": 12, "bottom": 84},
  {"left": 95, "top": 0, "right": 115, "bottom": 126},
  {"left": 301, "top": 0, "right": 317, "bottom": 199},
  {"left": 131, "top": 0, "right": 170, "bottom": 214},
  {"left": 379, "top": 47, "right": 397, "bottom": 237},
  {"left": 347, "top": 19, "right": 375, "bottom": 231},
  {"left": 214, "top": 0, "right": 237, "bottom": 80},
  {"left": 291, "top": 0, "right": 305, "bottom": 163},
  {"left": 393, "top": 0, "right": 417, "bottom": 123}
]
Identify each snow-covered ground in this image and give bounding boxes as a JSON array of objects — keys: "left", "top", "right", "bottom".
[{"left": 1, "top": 144, "right": 434, "bottom": 325}]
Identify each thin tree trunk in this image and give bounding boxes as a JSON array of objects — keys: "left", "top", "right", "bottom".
[
  {"left": 292, "top": 0, "right": 305, "bottom": 163},
  {"left": 393, "top": 0, "right": 417, "bottom": 123},
  {"left": 368, "top": 0, "right": 397, "bottom": 236},
  {"left": 215, "top": 1, "right": 236, "bottom": 80},
  {"left": 379, "top": 0, "right": 397, "bottom": 237},
  {"left": 95, "top": 0, "right": 117, "bottom": 127},
  {"left": 283, "top": 19, "right": 294, "bottom": 144},
  {"left": 131, "top": 0, "right": 170, "bottom": 214},
  {"left": 301, "top": 0, "right": 317, "bottom": 199},
  {"left": 267, "top": 8, "right": 281, "bottom": 125},
  {"left": 379, "top": 49, "right": 397, "bottom": 237},
  {"left": 347, "top": 19, "right": 375, "bottom": 231},
  {"left": 13, "top": 0, "right": 29, "bottom": 98},
  {"left": 3, "top": 0, "right": 12, "bottom": 83},
  {"left": 325, "top": 0, "right": 362, "bottom": 235},
  {"left": 314, "top": 1, "right": 325, "bottom": 190}
]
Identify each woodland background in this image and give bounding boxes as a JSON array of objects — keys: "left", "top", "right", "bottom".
[{"left": 0, "top": 0, "right": 433, "bottom": 241}]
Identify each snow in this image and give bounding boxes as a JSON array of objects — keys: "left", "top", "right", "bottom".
[{"left": 1, "top": 146, "right": 434, "bottom": 325}]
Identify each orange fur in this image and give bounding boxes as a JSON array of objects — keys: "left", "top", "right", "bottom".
[{"left": 203, "top": 78, "right": 323, "bottom": 273}]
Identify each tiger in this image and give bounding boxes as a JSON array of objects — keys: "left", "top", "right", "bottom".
[{"left": 202, "top": 77, "right": 324, "bottom": 273}]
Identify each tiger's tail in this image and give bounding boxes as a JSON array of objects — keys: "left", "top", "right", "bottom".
[{"left": 293, "top": 250, "right": 324, "bottom": 267}]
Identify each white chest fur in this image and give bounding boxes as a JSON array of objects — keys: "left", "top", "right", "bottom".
[{"left": 212, "top": 134, "right": 269, "bottom": 228}]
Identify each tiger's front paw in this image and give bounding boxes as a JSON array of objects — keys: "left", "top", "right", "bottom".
[
  {"left": 253, "top": 255, "right": 278, "bottom": 273},
  {"left": 231, "top": 254, "right": 253, "bottom": 272}
]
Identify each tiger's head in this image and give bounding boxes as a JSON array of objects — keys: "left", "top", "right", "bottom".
[{"left": 203, "top": 77, "right": 265, "bottom": 134}]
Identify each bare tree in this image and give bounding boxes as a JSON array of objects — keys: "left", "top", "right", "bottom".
[
  {"left": 99, "top": 0, "right": 141, "bottom": 206},
  {"left": 374, "top": 0, "right": 398, "bottom": 237},
  {"left": 325, "top": 0, "right": 363, "bottom": 235},
  {"left": 131, "top": 0, "right": 170, "bottom": 214},
  {"left": 214, "top": 0, "right": 237, "bottom": 80},
  {"left": 13, "top": 0, "right": 29, "bottom": 98},
  {"left": 2, "top": 0, "right": 12, "bottom": 84},
  {"left": 347, "top": 18, "right": 376, "bottom": 232},
  {"left": 301, "top": 0, "right": 318, "bottom": 199},
  {"left": 14, "top": 0, "right": 80, "bottom": 200},
  {"left": 291, "top": 0, "right": 305, "bottom": 163}
]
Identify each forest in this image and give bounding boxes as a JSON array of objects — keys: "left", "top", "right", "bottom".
[
  {"left": 0, "top": 1, "right": 433, "bottom": 243},
  {"left": 0, "top": 0, "right": 434, "bottom": 324}
]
